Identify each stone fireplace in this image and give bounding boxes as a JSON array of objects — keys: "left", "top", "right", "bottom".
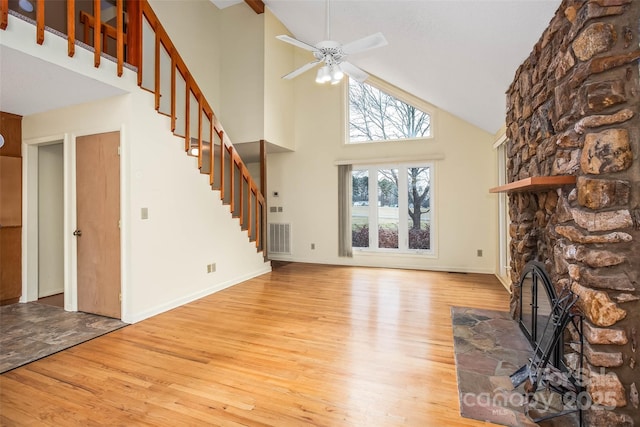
[{"left": 504, "top": 0, "right": 639, "bottom": 425}]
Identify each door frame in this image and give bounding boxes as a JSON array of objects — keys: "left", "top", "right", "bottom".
[
  {"left": 22, "top": 127, "right": 125, "bottom": 318},
  {"left": 492, "top": 132, "right": 511, "bottom": 292}
]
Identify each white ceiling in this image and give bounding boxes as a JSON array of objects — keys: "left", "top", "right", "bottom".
[
  {"left": 260, "top": 0, "right": 560, "bottom": 134},
  {"left": 0, "top": 45, "right": 127, "bottom": 117},
  {"left": 1, "top": 1, "right": 561, "bottom": 136}
]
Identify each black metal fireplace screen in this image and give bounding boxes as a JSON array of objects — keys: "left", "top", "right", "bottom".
[
  {"left": 512, "top": 261, "right": 584, "bottom": 425},
  {"left": 518, "top": 262, "right": 563, "bottom": 366}
]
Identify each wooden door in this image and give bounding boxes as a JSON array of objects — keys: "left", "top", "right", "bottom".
[
  {"left": 76, "top": 132, "right": 121, "bottom": 318},
  {"left": 0, "top": 112, "right": 23, "bottom": 305}
]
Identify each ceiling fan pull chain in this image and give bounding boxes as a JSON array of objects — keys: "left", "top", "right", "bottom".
[{"left": 325, "top": 0, "right": 331, "bottom": 41}]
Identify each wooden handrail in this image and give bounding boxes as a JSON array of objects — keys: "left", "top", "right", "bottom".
[
  {"left": 0, "top": 0, "right": 266, "bottom": 253},
  {"left": 79, "top": 11, "right": 128, "bottom": 57}
]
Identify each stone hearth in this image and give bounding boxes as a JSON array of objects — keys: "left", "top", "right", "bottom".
[{"left": 504, "top": 0, "right": 639, "bottom": 425}]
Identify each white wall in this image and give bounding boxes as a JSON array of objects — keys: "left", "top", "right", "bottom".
[
  {"left": 37, "top": 142, "right": 64, "bottom": 298},
  {"left": 22, "top": 91, "right": 270, "bottom": 323},
  {"left": 219, "top": 3, "right": 265, "bottom": 144},
  {"left": 3, "top": 11, "right": 270, "bottom": 323},
  {"left": 267, "top": 58, "right": 498, "bottom": 273},
  {"left": 151, "top": 2, "right": 296, "bottom": 152},
  {"left": 263, "top": 7, "right": 295, "bottom": 150},
  {"left": 148, "top": 0, "right": 221, "bottom": 112}
]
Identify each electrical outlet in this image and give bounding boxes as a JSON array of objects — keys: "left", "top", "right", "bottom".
[
  {"left": 311, "top": 243, "right": 315, "bottom": 250},
  {"left": 477, "top": 249, "right": 483, "bottom": 257},
  {"left": 141, "top": 207, "right": 148, "bottom": 219},
  {"left": 207, "top": 263, "right": 216, "bottom": 273}
]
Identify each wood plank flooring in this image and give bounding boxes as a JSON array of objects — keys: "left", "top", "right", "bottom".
[{"left": 0, "top": 263, "right": 510, "bottom": 426}]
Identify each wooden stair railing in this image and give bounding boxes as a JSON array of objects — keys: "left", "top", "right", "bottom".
[
  {"left": 79, "top": 10, "right": 127, "bottom": 61},
  {"left": 0, "top": 0, "right": 267, "bottom": 255},
  {"left": 137, "top": 1, "right": 265, "bottom": 253}
]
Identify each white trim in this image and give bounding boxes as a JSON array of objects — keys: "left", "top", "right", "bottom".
[
  {"left": 122, "top": 264, "right": 271, "bottom": 323},
  {"left": 365, "top": 74, "right": 438, "bottom": 120},
  {"left": 345, "top": 74, "right": 437, "bottom": 145},
  {"left": 268, "top": 255, "right": 494, "bottom": 275},
  {"left": 351, "top": 162, "right": 436, "bottom": 257},
  {"left": 495, "top": 272, "right": 512, "bottom": 294},
  {"left": 335, "top": 154, "right": 444, "bottom": 166},
  {"left": 493, "top": 130, "right": 511, "bottom": 292},
  {"left": 22, "top": 127, "right": 124, "bottom": 315},
  {"left": 492, "top": 133, "right": 507, "bottom": 149}
]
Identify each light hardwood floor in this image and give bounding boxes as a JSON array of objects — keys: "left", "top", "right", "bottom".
[{"left": 0, "top": 263, "right": 510, "bottom": 426}]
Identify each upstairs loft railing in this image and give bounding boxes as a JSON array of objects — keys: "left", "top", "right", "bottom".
[{"left": 0, "top": 0, "right": 266, "bottom": 254}]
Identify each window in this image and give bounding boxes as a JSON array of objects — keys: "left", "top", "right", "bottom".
[
  {"left": 351, "top": 163, "right": 433, "bottom": 254},
  {"left": 348, "top": 78, "right": 432, "bottom": 144}
]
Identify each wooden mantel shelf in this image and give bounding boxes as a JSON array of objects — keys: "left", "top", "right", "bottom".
[{"left": 489, "top": 176, "right": 577, "bottom": 193}]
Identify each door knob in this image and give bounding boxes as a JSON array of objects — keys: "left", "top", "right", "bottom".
[{"left": 73, "top": 229, "right": 82, "bottom": 236}]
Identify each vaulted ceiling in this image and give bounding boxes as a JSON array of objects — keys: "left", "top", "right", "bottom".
[
  {"left": 217, "top": 0, "right": 561, "bottom": 134},
  {"left": 1, "top": 1, "right": 561, "bottom": 137}
]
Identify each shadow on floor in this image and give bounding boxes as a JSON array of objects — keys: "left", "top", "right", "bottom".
[{"left": 37, "top": 293, "right": 64, "bottom": 308}]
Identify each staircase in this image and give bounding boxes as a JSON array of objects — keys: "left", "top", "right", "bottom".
[
  {"left": 136, "top": 1, "right": 266, "bottom": 254},
  {"left": 0, "top": 0, "right": 266, "bottom": 256}
]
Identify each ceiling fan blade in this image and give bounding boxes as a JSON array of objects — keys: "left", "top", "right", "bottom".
[
  {"left": 276, "top": 35, "right": 319, "bottom": 53},
  {"left": 340, "top": 61, "right": 369, "bottom": 83},
  {"left": 282, "top": 61, "right": 321, "bottom": 80},
  {"left": 342, "top": 32, "right": 388, "bottom": 55}
]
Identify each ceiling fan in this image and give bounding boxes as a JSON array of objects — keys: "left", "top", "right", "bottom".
[{"left": 276, "top": 0, "right": 388, "bottom": 84}]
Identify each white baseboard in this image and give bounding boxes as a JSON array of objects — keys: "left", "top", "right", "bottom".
[
  {"left": 268, "top": 255, "right": 494, "bottom": 275},
  {"left": 123, "top": 263, "right": 271, "bottom": 324}
]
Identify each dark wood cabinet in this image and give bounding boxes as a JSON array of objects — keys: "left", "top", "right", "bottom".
[{"left": 0, "top": 111, "right": 23, "bottom": 305}]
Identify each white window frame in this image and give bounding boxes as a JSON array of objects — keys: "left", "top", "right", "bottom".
[
  {"left": 344, "top": 75, "right": 437, "bottom": 145},
  {"left": 352, "top": 162, "right": 435, "bottom": 256}
]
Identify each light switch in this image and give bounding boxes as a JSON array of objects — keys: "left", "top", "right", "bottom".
[{"left": 141, "top": 207, "right": 149, "bottom": 220}]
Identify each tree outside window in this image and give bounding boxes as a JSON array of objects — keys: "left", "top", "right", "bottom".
[
  {"left": 348, "top": 79, "right": 432, "bottom": 143},
  {"left": 351, "top": 164, "right": 432, "bottom": 253}
]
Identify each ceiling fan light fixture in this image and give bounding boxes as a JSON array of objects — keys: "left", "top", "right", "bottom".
[
  {"left": 315, "top": 66, "right": 331, "bottom": 84},
  {"left": 330, "top": 65, "right": 344, "bottom": 84},
  {"left": 276, "top": 0, "right": 385, "bottom": 85}
]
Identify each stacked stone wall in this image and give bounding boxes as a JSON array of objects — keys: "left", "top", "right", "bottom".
[{"left": 505, "top": 0, "right": 639, "bottom": 425}]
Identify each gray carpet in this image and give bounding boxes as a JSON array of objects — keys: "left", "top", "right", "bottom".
[{"left": 0, "top": 302, "right": 127, "bottom": 373}]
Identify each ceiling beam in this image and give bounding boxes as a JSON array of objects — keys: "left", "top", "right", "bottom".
[{"left": 244, "top": 0, "right": 264, "bottom": 14}]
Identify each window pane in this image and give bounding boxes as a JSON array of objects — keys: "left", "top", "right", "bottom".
[
  {"left": 407, "top": 167, "right": 430, "bottom": 250},
  {"left": 351, "top": 169, "right": 369, "bottom": 248},
  {"left": 378, "top": 169, "right": 398, "bottom": 249},
  {"left": 348, "top": 79, "right": 431, "bottom": 143}
]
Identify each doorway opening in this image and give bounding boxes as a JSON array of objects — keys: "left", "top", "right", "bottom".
[
  {"left": 37, "top": 142, "right": 64, "bottom": 308},
  {"left": 24, "top": 131, "right": 122, "bottom": 320}
]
